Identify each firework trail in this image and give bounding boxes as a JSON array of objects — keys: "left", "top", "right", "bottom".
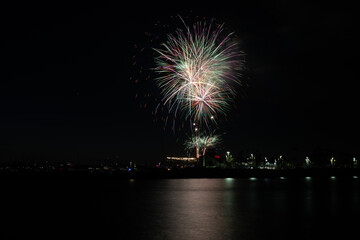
[
  {"left": 184, "top": 131, "right": 221, "bottom": 157},
  {"left": 153, "top": 17, "right": 244, "bottom": 128}
]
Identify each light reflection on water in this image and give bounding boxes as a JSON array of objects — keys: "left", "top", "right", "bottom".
[
  {"left": 115, "top": 177, "right": 359, "bottom": 239},
  {"left": 1, "top": 177, "right": 359, "bottom": 239},
  {"left": 160, "top": 179, "right": 230, "bottom": 240}
]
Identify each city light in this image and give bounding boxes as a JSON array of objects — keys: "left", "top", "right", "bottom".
[
  {"left": 330, "top": 157, "right": 336, "bottom": 166},
  {"left": 353, "top": 158, "right": 358, "bottom": 167},
  {"left": 166, "top": 157, "right": 197, "bottom": 161},
  {"left": 305, "top": 156, "right": 311, "bottom": 167},
  {"left": 226, "top": 152, "right": 233, "bottom": 164}
]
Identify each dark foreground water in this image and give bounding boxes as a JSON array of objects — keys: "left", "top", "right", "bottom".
[{"left": 1, "top": 176, "right": 359, "bottom": 239}]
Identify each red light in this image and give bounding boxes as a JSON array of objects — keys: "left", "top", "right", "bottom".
[{"left": 215, "top": 155, "right": 220, "bottom": 159}]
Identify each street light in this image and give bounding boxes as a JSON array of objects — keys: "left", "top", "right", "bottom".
[
  {"left": 305, "top": 156, "right": 311, "bottom": 167},
  {"left": 330, "top": 157, "right": 335, "bottom": 166}
]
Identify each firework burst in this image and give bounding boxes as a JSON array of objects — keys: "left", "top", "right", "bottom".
[
  {"left": 184, "top": 131, "right": 221, "bottom": 157},
  {"left": 153, "top": 18, "right": 244, "bottom": 128}
]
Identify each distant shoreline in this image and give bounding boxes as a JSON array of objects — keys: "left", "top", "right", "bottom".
[{"left": 1, "top": 168, "right": 359, "bottom": 181}]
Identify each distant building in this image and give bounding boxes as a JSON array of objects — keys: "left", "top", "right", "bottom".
[{"left": 162, "top": 157, "right": 197, "bottom": 169}]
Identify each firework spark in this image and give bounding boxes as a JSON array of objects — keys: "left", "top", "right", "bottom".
[
  {"left": 185, "top": 131, "right": 221, "bottom": 157},
  {"left": 153, "top": 18, "right": 244, "bottom": 127}
]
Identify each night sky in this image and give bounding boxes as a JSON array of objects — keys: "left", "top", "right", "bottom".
[{"left": 0, "top": 1, "right": 357, "bottom": 164}]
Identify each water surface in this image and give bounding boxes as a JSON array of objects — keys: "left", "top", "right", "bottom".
[{"left": 1, "top": 177, "right": 359, "bottom": 239}]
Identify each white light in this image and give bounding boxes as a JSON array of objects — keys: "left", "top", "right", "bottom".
[
  {"left": 225, "top": 178, "right": 234, "bottom": 181},
  {"left": 330, "top": 176, "right": 336, "bottom": 179},
  {"left": 249, "top": 177, "right": 257, "bottom": 181},
  {"left": 353, "top": 176, "right": 358, "bottom": 179},
  {"left": 305, "top": 177, "right": 312, "bottom": 180},
  {"left": 166, "top": 157, "right": 197, "bottom": 161},
  {"left": 195, "top": 127, "right": 198, "bottom": 131},
  {"left": 280, "top": 177, "right": 286, "bottom": 180},
  {"left": 330, "top": 157, "right": 335, "bottom": 165}
]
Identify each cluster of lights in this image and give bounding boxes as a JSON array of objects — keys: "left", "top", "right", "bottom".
[
  {"left": 225, "top": 151, "right": 234, "bottom": 163},
  {"left": 330, "top": 157, "right": 336, "bottom": 166},
  {"left": 166, "top": 157, "right": 197, "bottom": 161}
]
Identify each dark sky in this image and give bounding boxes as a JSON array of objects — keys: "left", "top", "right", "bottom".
[{"left": 0, "top": 1, "right": 358, "bottom": 164}]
